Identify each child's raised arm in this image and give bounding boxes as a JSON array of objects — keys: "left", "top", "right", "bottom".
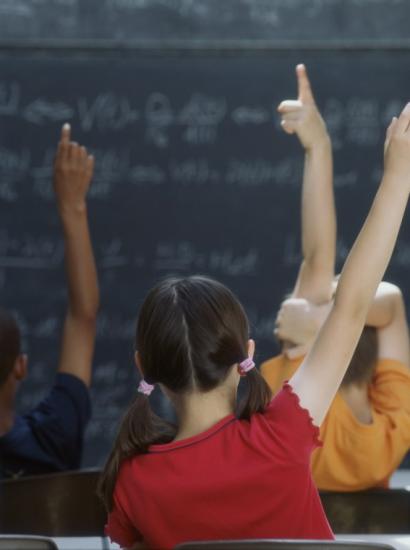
[
  {"left": 278, "top": 64, "right": 335, "bottom": 304},
  {"left": 54, "top": 124, "right": 99, "bottom": 387},
  {"left": 367, "top": 282, "right": 410, "bottom": 366},
  {"left": 290, "top": 106, "right": 410, "bottom": 426},
  {"left": 276, "top": 281, "right": 410, "bottom": 363}
]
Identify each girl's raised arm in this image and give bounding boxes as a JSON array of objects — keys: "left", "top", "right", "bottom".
[{"left": 290, "top": 106, "right": 410, "bottom": 426}]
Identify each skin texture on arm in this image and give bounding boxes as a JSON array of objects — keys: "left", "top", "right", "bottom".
[
  {"left": 276, "top": 282, "right": 410, "bottom": 365},
  {"left": 289, "top": 105, "right": 410, "bottom": 426},
  {"left": 54, "top": 124, "right": 99, "bottom": 387},
  {"left": 368, "top": 282, "right": 410, "bottom": 366},
  {"left": 275, "top": 298, "right": 331, "bottom": 358},
  {"left": 278, "top": 64, "right": 335, "bottom": 304}
]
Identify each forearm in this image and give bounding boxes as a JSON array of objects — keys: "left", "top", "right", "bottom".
[
  {"left": 294, "top": 136, "right": 336, "bottom": 302},
  {"left": 60, "top": 205, "right": 99, "bottom": 320},
  {"left": 281, "top": 278, "right": 401, "bottom": 352},
  {"left": 290, "top": 178, "right": 408, "bottom": 426},
  {"left": 365, "top": 281, "right": 402, "bottom": 328},
  {"left": 334, "top": 178, "right": 408, "bottom": 322},
  {"left": 370, "top": 282, "right": 410, "bottom": 366},
  {"left": 290, "top": 106, "right": 410, "bottom": 426},
  {"left": 302, "top": 137, "right": 334, "bottom": 262}
]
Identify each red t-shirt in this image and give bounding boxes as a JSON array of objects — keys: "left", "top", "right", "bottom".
[{"left": 106, "top": 383, "right": 333, "bottom": 549}]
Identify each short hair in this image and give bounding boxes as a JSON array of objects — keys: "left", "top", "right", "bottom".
[
  {"left": 0, "top": 308, "right": 21, "bottom": 387},
  {"left": 341, "top": 326, "right": 378, "bottom": 387}
]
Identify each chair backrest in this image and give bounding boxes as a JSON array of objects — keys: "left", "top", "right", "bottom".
[
  {"left": 0, "top": 469, "right": 106, "bottom": 537},
  {"left": 319, "top": 489, "right": 410, "bottom": 533},
  {"left": 0, "top": 536, "right": 58, "bottom": 549},
  {"left": 175, "top": 541, "right": 395, "bottom": 550}
]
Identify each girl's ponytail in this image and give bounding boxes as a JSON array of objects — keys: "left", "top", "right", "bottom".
[
  {"left": 238, "top": 367, "right": 272, "bottom": 421},
  {"left": 98, "top": 393, "right": 176, "bottom": 512},
  {"left": 99, "top": 276, "right": 272, "bottom": 510}
]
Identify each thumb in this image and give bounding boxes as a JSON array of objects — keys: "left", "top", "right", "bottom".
[
  {"left": 385, "top": 116, "right": 398, "bottom": 153},
  {"left": 296, "top": 64, "right": 314, "bottom": 104}
]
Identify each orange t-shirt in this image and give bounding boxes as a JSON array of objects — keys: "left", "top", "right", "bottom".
[{"left": 261, "top": 354, "right": 410, "bottom": 492}]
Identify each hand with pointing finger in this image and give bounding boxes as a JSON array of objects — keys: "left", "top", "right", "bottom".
[
  {"left": 52, "top": 122, "right": 99, "bottom": 389},
  {"left": 53, "top": 123, "right": 95, "bottom": 214},
  {"left": 277, "top": 64, "right": 328, "bottom": 151}
]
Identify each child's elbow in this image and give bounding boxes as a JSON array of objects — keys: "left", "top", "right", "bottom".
[{"left": 385, "top": 282, "right": 403, "bottom": 303}]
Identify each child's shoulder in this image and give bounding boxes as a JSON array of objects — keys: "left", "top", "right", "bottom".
[
  {"left": 248, "top": 383, "right": 322, "bottom": 461},
  {"left": 260, "top": 353, "right": 285, "bottom": 373},
  {"left": 260, "top": 354, "right": 302, "bottom": 394}
]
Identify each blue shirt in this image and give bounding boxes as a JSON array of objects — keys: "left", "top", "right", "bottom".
[{"left": 0, "top": 373, "right": 91, "bottom": 478}]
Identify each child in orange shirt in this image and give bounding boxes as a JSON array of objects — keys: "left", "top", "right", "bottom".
[
  {"left": 261, "top": 66, "right": 410, "bottom": 491},
  {"left": 99, "top": 68, "right": 410, "bottom": 547},
  {"left": 262, "top": 292, "right": 410, "bottom": 490}
]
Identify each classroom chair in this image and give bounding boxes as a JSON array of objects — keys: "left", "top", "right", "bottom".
[
  {"left": 0, "top": 536, "right": 58, "bottom": 549},
  {"left": 319, "top": 489, "right": 410, "bottom": 534},
  {"left": 0, "top": 469, "right": 105, "bottom": 537},
  {"left": 175, "top": 541, "right": 395, "bottom": 550}
]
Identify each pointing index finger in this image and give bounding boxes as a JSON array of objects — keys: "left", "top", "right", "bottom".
[
  {"left": 296, "top": 64, "right": 314, "bottom": 104},
  {"left": 60, "top": 123, "right": 71, "bottom": 144}
]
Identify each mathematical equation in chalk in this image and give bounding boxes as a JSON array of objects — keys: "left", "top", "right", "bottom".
[
  {"left": 0, "top": 81, "right": 402, "bottom": 147},
  {"left": 0, "top": 234, "right": 260, "bottom": 278},
  {"left": 0, "top": 146, "right": 374, "bottom": 202}
]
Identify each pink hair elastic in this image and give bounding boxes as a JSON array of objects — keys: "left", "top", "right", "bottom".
[
  {"left": 138, "top": 379, "right": 155, "bottom": 396},
  {"left": 238, "top": 357, "right": 255, "bottom": 375}
]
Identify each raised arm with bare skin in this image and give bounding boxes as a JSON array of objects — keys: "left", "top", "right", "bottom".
[
  {"left": 54, "top": 124, "right": 99, "bottom": 387},
  {"left": 277, "top": 281, "right": 410, "bottom": 366},
  {"left": 290, "top": 105, "right": 410, "bottom": 426},
  {"left": 365, "top": 282, "right": 410, "bottom": 366},
  {"left": 278, "top": 64, "right": 335, "bottom": 304}
]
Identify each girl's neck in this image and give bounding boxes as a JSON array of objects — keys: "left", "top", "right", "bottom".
[{"left": 172, "top": 385, "right": 237, "bottom": 442}]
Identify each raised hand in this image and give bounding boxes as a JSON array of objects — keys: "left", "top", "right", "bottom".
[
  {"left": 384, "top": 104, "right": 410, "bottom": 184},
  {"left": 275, "top": 298, "right": 332, "bottom": 349},
  {"left": 282, "top": 63, "right": 335, "bottom": 305},
  {"left": 277, "top": 64, "right": 328, "bottom": 150},
  {"left": 289, "top": 103, "right": 410, "bottom": 426},
  {"left": 54, "top": 123, "right": 95, "bottom": 212},
  {"left": 53, "top": 123, "right": 99, "bottom": 388}
]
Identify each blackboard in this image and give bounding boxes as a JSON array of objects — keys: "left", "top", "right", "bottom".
[
  {"left": 1, "top": 50, "right": 410, "bottom": 467},
  {"left": 1, "top": 0, "right": 410, "bottom": 47}
]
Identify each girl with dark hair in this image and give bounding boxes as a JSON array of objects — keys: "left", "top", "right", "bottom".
[{"left": 100, "top": 93, "right": 410, "bottom": 548}]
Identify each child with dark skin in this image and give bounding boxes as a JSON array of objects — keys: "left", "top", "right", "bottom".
[{"left": 0, "top": 125, "right": 99, "bottom": 477}]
